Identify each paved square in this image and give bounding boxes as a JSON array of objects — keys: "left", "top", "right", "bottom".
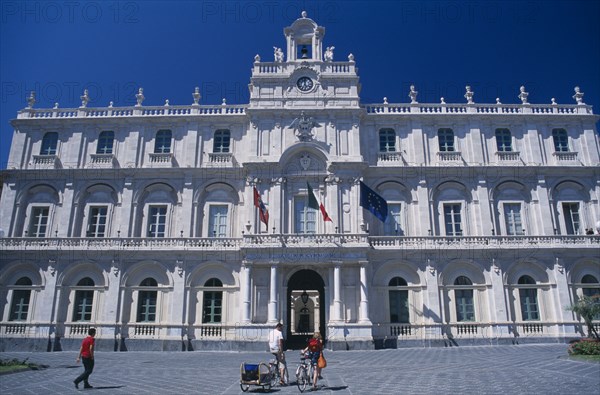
[{"left": 1, "top": 345, "right": 598, "bottom": 394}]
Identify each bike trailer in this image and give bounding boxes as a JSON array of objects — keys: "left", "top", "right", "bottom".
[{"left": 240, "top": 362, "right": 271, "bottom": 387}]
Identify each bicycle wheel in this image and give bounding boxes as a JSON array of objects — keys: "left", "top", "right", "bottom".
[
  {"left": 296, "top": 367, "right": 308, "bottom": 392},
  {"left": 240, "top": 383, "right": 249, "bottom": 392}
]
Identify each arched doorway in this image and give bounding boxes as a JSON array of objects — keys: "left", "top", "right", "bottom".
[{"left": 286, "top": 269, "right": 325, "bottom": 349}]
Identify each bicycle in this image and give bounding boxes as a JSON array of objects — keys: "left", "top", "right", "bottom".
[{"left": 295, "top": 352, "right": 314, "bottom": 393}]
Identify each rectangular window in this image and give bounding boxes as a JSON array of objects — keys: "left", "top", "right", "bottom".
[
  {"left": 213, "top": 130, "right": 231, "bottom": 153},
  {"left": 9, "top": 290, "right": 31, "bottom": 321},
  {"left": 202, "top": 291, "right": 223, "bottom": 323},
  {"left": 208, "top": 205, "right": 228, "bottom": 237},
  {"left": 455, "top": 289, "right": 475, "bottom": 321},
  {"left": 379, "top": 129, "right": 396, "bottom": 152},
  {"left": 72, "top": 290, "right": 94, "bottom": 322},
  {"left": 137, "top": 291, "right": 157, "bottom": 322},
  {"left": 438, "top": 129, "right": 455, "bottom": 152},
  {"left": 495, "top": 129, "right": 512, "bottom": 152},
  {"left": 389, "top": 290, "right": 409, "bottom": 323},
  {"left": 563, "top": 203, "right": 581, "bottom": 235},
  {"left": 294, "top": 199, "right": 316, "bottom": 234},
  {"left": 443, "top": 204, "right": 462, "bottom": 236},
  {"left": 147, "top": 206, "right": 167, "bottom": 238},
  {"left": 97, "top": 131, "right": 114, "bottom": 154},
  {"left": 28, "top": 207, "right": 49, "bottom": 237},
  {"left": 86, "top": 206, "right": 108, "bottom": 237},
  {"left": 519, "top": 288, "right": 539, "bottom": 321},
  {"left": 552, "top": 129, "right": 569, "bottom": 152},
  {"left": 503, "top": 203, "right": 524, "bottom": 236},
  {"left": 154, "top": 130, "right": 172, "bottom": 153},
  {"left": 40, "top": 132, "right": 58, "bottom": 155},
  {"left": 383, "top": 203, "right": 402, "bottom": 235}
]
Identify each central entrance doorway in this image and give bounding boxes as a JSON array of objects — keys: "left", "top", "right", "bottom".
[{"left": 286, "top": 269, "right": 325, "bottom": 349}]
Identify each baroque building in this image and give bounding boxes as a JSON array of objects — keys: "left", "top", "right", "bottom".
[{"left": 1, "top": 13, "right": 599, "bottom": 352}]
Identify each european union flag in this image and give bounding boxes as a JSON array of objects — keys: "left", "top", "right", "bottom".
[{"left": 360, "top": 181, "right": 388, "bottom": 222}]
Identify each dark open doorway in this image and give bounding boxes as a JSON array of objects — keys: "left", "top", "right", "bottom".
[{"left": 286, "top": 269, "right": 325, "bottom": 349}]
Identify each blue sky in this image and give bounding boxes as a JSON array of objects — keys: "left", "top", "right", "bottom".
[{"left": 1, "top": 0, "right": 599, "bottom": 169}]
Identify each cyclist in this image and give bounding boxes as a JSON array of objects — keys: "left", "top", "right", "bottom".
[
  {"left": 268, "top": 322, "right": 286, "bottom": 385},
  {"left": 302, "top": 331, "right": 323, "bottom": 390}
]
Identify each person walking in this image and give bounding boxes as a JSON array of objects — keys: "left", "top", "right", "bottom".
[
  {"left": 268, "top": 322, "right": 286, "bottom": 385},
  {"left": 303, "top": 332, "right": 324, "bottom": 391},
  {"left": 74, "top": 327, "right": 96, "bottom": 389}
]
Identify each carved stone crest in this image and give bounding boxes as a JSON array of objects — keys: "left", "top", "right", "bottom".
[
  {"left": 288, "top": 111, "right": 321, "bottom": 141},
  {"left": 300, "top": 154, "right": 311, "bottom": 170}
]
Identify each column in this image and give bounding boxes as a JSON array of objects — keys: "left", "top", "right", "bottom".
[
  {"left": 552, "top": 257, "right": 576, "bottom": 336},
  {"left": 267, "top": 263, "right": 278, "bottom": 323},
  {"left": 358, "top": 261, "right": 371, "bottom": 324},
  {"left": 331, "top": 263, "right": 342, "bottom": 322},
  {"left": 241, "top": 261, "right": 252, "bottom": 323}
]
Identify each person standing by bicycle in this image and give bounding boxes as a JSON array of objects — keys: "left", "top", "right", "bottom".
[
  {"left": 268, "top": 322, "right": 286, "bottom": 385},
  {"left": 302, "top": 331, "right": 323, "bottom": 391}
]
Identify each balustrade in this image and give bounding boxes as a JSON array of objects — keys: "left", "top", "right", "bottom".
[{"left": 1, "top": 235, "right": 599, "bottom": 251}]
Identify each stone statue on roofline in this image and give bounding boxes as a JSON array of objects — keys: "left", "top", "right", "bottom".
[
  {"left": 324, "top": 46, "right": 335, "bottom": 62},
  {"left": 572, "top": 86, "right": 585, "bottom": 105},
  {"left": 274, "top": 47, "right": 284, "bottom": 63},
  {"left": 135, "top": 88, "right": 145, "bottom": 106},
  {"left": 409, "top": 85, "right": 418, "bottom": 104},
  {"left": 518, "top": 86, "right": 529, "bottom": 104},
  {"left": 464, "top": 86, "right": 474, "bottom": 104}
]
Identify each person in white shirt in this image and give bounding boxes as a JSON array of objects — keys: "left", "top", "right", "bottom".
[{"left": 268, "top": 322, "right": 286, "bottom": 385}]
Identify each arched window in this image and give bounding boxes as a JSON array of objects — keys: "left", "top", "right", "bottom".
[
  {"left": 40, "top": 132, "right": 58, "bottom": 155},
  {"left": 97, "top": 131, "right": 114, "bottom": 154},
  {"left": 552, "top": 128, "right": 569, "bottom": 152},
  {"left": 379, "top": 129, "right": 396, "bottom": 152},
  {"left": 582, "top": 274, "right": 599, "bottom": 298},
  {"left": 388, "top": 277, "right": 409, "bottom": 323},
  {"left": 154, "top": 130, "right": 172, "bottom": 153},
  {"left": 73, "top": 277, "right": 95, "bottom": 322},
  {"left": 454, "top": 276, "right": 475, "bottom": 322},
  {"left": 202, "top": 278, "right": 223, "bottom": 323},
  {"left": 495, "top": 129, "right": 512, "bottom": 152},
  {"left": 9, "top": 277, "right": 33, "bottom": 322},
  {"left": 137, "top": 277, "right": 158, "bottom": 322},
  {"left": 518, "top": 275, "right": 539, "bottom": 321},
  {"left": 213, "top": 130, "right": 230, "bottom": 153},
  {"left": 438, "top": 129, "right": 454, "bottom": 152}
]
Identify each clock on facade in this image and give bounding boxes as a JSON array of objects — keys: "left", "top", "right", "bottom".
[{"left": 297, "top": 77, "right": 314, "bottom": 92}]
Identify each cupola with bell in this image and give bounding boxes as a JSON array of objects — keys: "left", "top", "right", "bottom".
[{"left": 284, "top": 11, "right": 325, "bottom": 62}]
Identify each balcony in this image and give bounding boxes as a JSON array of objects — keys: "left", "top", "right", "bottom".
[
  {"left": 437, "top": 151, "right": 463, "bottom": 164},
  {"left": 495, "top": 151, "right": 521, "bottom": 163},
  {"left": 1, "top": 235, "right": 598, "bottom": 253},
  {"left": 377, "top": 152, "right": 405, "bottom": 166},
  {"left": 552, "top": 151, "right": 579, "bottom": 165},
  {"left": 32, "top": 154, "right": 60, "bottom": 169},
  {"left": 206, "top": 152, "right": 236, "bottom": 167},
  {"left": 148, "top": 152, "right": 174, "bottom": 167},
  {"left": 88, "top": 153, "right": 116, "bottom": 168}
]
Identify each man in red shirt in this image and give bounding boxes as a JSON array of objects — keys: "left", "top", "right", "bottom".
[{"left": 74, "top": 328, "right": 96, "bottom": 389}]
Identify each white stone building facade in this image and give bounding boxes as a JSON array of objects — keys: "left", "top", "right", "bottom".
[{"left": 1, "top": 13, "right": 599, "bottom": 351}]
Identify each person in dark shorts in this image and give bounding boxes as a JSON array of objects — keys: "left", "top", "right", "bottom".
[
  {"left": 302, "top": 331, "right": 323, "bottom": 390},
  {"left": 74, "top": 328, "right": 96, "bottom": 389}
]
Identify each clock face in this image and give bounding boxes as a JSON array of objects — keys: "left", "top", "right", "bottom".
[{"left": 297, "top": 77, "right": 314, "bottom": 92}]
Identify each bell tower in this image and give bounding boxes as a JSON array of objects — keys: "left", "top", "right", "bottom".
[{"left": 284, "top": 11, "right": 325, "bottom": 62}]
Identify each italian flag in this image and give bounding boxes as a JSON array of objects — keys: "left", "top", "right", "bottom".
[{"left": 307, "top": 182, "right": 332, "bottom": 222}]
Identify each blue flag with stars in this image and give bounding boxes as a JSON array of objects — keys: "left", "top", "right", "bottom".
[{"left": 360, "top": 181, "right": 388, "bottom": 222}]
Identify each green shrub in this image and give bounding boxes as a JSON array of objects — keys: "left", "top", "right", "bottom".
[{"left": 568, "top": 339, "right": 600, "bottom": 355}]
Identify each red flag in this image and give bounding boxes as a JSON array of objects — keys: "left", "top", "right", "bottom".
[
  {"left": 307, "top": 182, "right": 332, "bottom": 222},
  {"left": 253, "top": 187, "right": 269, "bottom": 227},
  {"left": 320, "top": 202, "right": 332, "bottom": 222}
]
